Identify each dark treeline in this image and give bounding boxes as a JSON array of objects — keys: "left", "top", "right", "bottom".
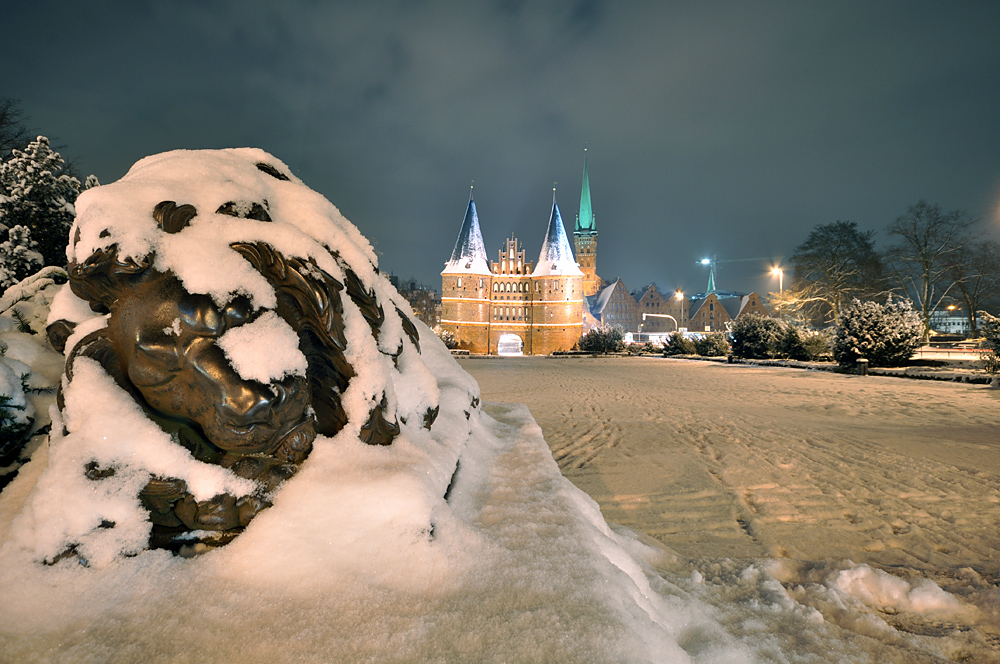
[{"left": 771, "top": 203, "right": 1000, "bottom": 340}]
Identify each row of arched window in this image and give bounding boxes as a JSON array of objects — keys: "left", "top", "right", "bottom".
[
  {"left": 494, "top": 281, "right": 535, "bottom": 293},
  {"left": 494, "top": 306, "right": 526, "bottom": 321}
]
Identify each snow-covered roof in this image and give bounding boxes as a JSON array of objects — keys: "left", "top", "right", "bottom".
[
  {"left": 532, "top": 197, "right": 583, "bottom": 277},
  {"left": 588, "top": 279, "right": 619, "bottom": 315},
  {"left": 442, "top": 197, "right": 491, "bottom": 276}
]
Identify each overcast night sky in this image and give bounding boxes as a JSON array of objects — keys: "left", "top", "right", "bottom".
[{"left": 4, "top": 1, "right": 1000, "bottom": 297}]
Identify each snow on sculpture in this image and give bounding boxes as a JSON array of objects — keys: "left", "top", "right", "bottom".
[{"left": 33, "top": 148, "right": 468, "bottom": 561}]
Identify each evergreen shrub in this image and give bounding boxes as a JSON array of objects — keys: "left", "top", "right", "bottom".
[
  {"left": 730, "top": 313, "right": 783, "bottom": 359},
  {"left": 0, "top": 136, "right": 81, "bottom": 275},
  {"left": 578, "top": 326, "right": 625, "bottom": 354},
  {"left": 833, "top": 298, "right": 921, "bottom": 367},
  {"left": 977, "top": 311, "right": 1000, "bottom": 373},
  {"left": 432, "top": 325, "right": 458, "bottom": 349},
  {"left": 663, "top": 331, "right": 696, "bottom": 356},
  {"left": 695, "top": 332, "right": 729, "bottom": 357}
]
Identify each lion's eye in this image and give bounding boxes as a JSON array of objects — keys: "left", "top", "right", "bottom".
[
  {"left": 178, "top": 294, "right": 225, "bottom": 336},
  {"left": 223, "top": 296, "right": 254, "bottom": 329}
]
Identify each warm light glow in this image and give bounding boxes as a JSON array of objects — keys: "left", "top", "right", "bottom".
[
  {"left": 771, "top": 267, "right": 782, "bottom": 276},
  {"left": 675, "top": 290, "right": 684, "bottom": 300}
]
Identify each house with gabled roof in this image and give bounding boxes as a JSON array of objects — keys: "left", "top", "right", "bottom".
[
  {"left": 688, "top": 291, "right": 772, "bottom": 333},
  {"left": 587, "top": 277, "right": 640, "bottom": 332}
]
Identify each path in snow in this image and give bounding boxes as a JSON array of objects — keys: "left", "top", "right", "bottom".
[{"left": 461, "top": 356, "right": 1000, "bottom": 646}]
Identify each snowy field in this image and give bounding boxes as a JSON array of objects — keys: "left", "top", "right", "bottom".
[{"left": 461, "top": 355, "right": 1000, "bottom": 662}]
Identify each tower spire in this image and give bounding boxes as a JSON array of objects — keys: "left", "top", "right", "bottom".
[
  {"left": 443, "top": 189, "right": 490, "bottom": 275},
  {"left": 576, "top": 147, "right": 594, "bottom": 233}
]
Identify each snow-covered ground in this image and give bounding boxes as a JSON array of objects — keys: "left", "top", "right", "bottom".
[{"left": 462, "top": 355, "right": 1000, "bottom": 662}]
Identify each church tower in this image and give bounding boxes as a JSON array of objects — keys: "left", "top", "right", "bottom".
[
  {"left": 440, "top": 187, "right": 492, "bottom": 352},
  {"left": 574, "top": 148, "right": 601, "bottom": 296}
]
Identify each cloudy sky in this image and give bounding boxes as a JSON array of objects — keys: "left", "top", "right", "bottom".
[{"left": 4, "top": 1, "right": 1000, "bottom": 296}]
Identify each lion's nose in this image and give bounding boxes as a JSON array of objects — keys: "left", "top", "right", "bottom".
[{"left": 221, "top": 376, "right": 303, "bottom": 428}]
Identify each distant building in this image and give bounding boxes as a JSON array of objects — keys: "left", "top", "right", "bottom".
[
  {"left": 635, "top": 284, "right": 688, "bottom": 333},
  {"left": 397, "top": 280, "right": 441, "bottom": 328},
  {"left": 930, "top": 304, "right": 971, "bottom": 336},
  {"left": 588, "top": 277, "right": 640, "bottom": 332},
  {"left": 688, "top": 291, "right": 771, "bottom": 332},
  {"left": 440, "top": 189, "right": 584, "bottom": 354}
]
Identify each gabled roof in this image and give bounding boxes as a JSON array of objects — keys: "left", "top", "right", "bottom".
[
  {"left": 588, "top": 277, "right": 630, "bottom": 316},
  {"left": 718, "top": 296, "right": 744, "bottom": 320},
  {"left": 588, "top": 280, "right": 617, "bottom": 315},
  {"left": 442, "top": 194, "right": 491, "bottom": 275},
  {"left": 533, "top": 193, "right": 583, "bottom": 277}
]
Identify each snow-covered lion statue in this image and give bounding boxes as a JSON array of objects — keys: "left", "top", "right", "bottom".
[{"left": 35, "top": 148, "right": 471, "bottom": 561}]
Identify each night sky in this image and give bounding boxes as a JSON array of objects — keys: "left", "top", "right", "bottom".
[{"left": 4, "top": 1, "right": 1000, "bottom": 297}]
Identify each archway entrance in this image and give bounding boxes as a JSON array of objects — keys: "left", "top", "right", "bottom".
[{"left": 497, "top": 333, "right": 524, "bottom": 356}]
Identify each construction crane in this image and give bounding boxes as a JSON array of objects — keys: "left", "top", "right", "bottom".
[{"left": 696, "top": 255, "right": 773, "bottom": 293}]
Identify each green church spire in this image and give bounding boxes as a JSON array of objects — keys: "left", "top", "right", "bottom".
[{"left": 575, "top": 148, "right": 595, "bottom": 234}]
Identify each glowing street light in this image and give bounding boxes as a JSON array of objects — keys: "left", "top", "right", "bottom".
[
  {"left": 771, "top": 266, "right": 783, "bottom": 293},
  {"left": 699, "top": 258, "right": 711, "bottom": 265},
  {"left": 674, "top": 289, "right": 684, "bottom": 301}
]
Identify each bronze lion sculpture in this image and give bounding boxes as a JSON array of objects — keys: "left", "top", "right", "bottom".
[{"left": 42, "top": 151, "right": 445, "bottom": 559}]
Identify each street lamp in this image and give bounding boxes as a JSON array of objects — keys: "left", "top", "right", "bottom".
[{"left": 770, "top": 266, "right": 783, "bottom": 293}]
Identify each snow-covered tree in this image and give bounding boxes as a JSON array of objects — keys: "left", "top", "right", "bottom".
[
  {"left": 432, "top": 325, "right": 458, "bottom": 349},
  {"left": 833, "top": 298, "right": 922, "bottom": 367},
  {"left": 786, "top": 220, "right": 885, "bottom": 326},
  {"left": 0, "top": 99, "right": 29, "bottom": 158},
  {"left": 695, "top": 332, "right": 729, "bottom": 357},
  {"left": 730, "top": 313, "right": 783, "bottom": 359},
  {"left": 663, "top": 331, "right": 696, "bottom": 355},
  {"left": 886, "top": 201, "right": 974, "bottom": 341},
  {"left": 0, "top": 226, "right": 43, "bottom": 289},
  {"left": 0, "top": 136, "right": 81, "bottom": 269},
  {"left": 578, "top": 326, "right": 625, "bottom": 354},
  {"left": 976, "top": 311, "right": 1000, "bottom": 372}
]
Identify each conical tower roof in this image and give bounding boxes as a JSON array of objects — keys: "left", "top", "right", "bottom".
[
  {"left": 442, "top": 189, "right": 491, "bottom": 275},
  {"left": 533, "top": 190, "right": 584, "bottom": 277},
  {"left": 575, "top": 149, "right": 595, "bottom": 234}
]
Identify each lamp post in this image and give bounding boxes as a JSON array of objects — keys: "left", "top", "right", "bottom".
[{"left": 770, "top": 267, "right": 783, "bottom": 293}]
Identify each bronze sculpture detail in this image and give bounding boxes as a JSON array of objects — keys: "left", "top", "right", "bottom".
[{"left": 47, "top": 165, "right": 432, "bottom": 555}]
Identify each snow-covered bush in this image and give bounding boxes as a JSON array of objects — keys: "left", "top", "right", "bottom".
[
  {"left": 0, "top": 136, "right": 81, "bottom": 269},
  {"left": 0, "top": 225, "right": 43, "bottom": 289},
  {"left": 432, "top": 324, "right": 458, "bottom": 349},
  {"left": 0, "top": 267, "right": 66, "bottom": 483},
  {"left": 695, "top": 332, "right": 729, "bottom": 357},
  {"left": 0, "top": 352, "right": 33, "bottom": 463},
  {"left": 578, "top": 326, "right": 625, "bottom": 354},
  {"left": 833, "top": 298, "right": 922, "bottom": 367},
  {"left": 779, "top": 325, "right": 833, "bottom": 361},
  {"left": 976, "top": 311, "right": 1000, "bottom": 372},
  {"left": 730, "top": 313, "right": 783, "bottom": 359},
  {"left": 663, "top": 331, "right": 696, "bottom": 355}
]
